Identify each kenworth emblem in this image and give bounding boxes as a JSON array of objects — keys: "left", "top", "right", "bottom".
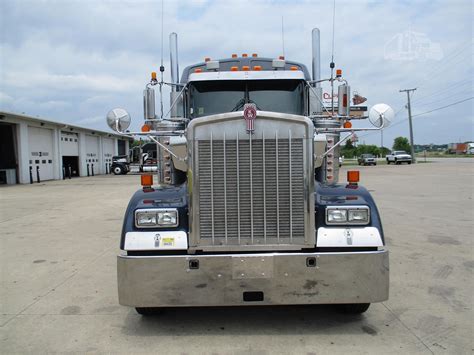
[{"left": 243, "top": 103, "right": 257, "bottom": 134}]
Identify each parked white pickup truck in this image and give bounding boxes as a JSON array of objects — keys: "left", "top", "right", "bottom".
[{"left": 386, "top": 151, "right": 412, "bottom": 165}]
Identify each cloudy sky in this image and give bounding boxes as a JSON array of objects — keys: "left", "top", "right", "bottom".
[{"left": 1, "top": 0, "right": 472, "bottom": 146}]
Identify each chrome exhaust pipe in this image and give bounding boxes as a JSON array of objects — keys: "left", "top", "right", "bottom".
[{"left": 169, "top": 32, "right": 179, "bottom": 91}]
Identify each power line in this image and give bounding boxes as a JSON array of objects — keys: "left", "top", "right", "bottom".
[{"left": 411, "top": 96, "right": 474, "bottom": 118}]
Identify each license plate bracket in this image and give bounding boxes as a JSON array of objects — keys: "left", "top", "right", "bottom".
[{"left": 232, "top": 256, "right": 274, "bottom": 279}]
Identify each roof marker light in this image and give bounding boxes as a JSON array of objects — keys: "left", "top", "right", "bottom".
[
  {"left": 242, "top": 65, "right": 250, "bottom": 71},
  {"left": 242, "top": 53, "right": 248, "bottom": 58},
  {"left": 230, "top": 66, "right": 239, "bottom": 71},
  {"left": 253, "top": 65, "right": 262, "bottom": 71},
  {"left": 290, "top": 66, "right": 298, "bottom": 71},
  {"left": 194, "top": 68, "right": 203, "bottom": 73},
  {"left": 231, "top": 54, "right": 238, "bottom": 58},
  {"left": 279, "top": 55, "right": 285, "bottom": 60},
  {"left": 252, "top": 53, "right": 258, "bottom": 57},
  {"left": 204, "top": 57, "right": 211, "bottom": 62}
]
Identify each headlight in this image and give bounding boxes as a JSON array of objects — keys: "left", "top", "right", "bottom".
[
  {"left": 135, "top": 208, "right": 179, "bottom": 228},
  {"left": 326, "top": 206, "right": 370, "bottom": 225}
]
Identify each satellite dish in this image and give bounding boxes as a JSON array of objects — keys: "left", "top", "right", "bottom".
[
  {"left": 369, "top": 103, "right": 394, "bottom": 128},
  {"left": 106, "top": 108, "right": 131, "bottom": 132}
]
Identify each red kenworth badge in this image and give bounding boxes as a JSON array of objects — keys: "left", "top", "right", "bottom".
[{"left": 243, "top": 103, "right": 257, "bottom": 134}]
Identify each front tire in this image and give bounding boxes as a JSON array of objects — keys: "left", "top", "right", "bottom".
[
  {"left": 113, "top": 166, "right": 124, "bottom": 175},
  {"left": 135, "top": 307, "right": 162, "bottom": 316},
  {"left": 337, "top": 303, "right": 370, "bottom": 314}
]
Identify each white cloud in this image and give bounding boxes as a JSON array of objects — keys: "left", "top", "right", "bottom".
[{"left": 1, "top": 0, "right": 472, "bottom": 144}]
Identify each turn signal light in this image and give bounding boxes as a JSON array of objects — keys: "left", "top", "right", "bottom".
[
  {"left": 141, "top": 124, "right": 151, "bottom": 132},
  {"left": 141, "top": 174, "right": 153, "bottom": 187},
  {"left": 230, "top": 66, "right": 239, "bottom": 71},
  {"left": 347, "top": 170, "right": 360, "bottom": 184},
  {"left": 343, "top": 121, "right": 352, "bottom": 128}
]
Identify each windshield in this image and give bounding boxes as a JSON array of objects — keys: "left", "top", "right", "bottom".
[
  {"left": 394, "top": 151, "right": 407, "bottom": 155},
  {"left": 189, "top": 79, "right": 305, "bottom": 118}
]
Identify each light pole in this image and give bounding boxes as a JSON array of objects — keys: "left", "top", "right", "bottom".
[{"left": 399, "top": 88, "right": 417, "bottom": 162}]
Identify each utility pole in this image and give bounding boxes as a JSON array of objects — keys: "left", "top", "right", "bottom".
[{"left": 399, "top": 88, "right": 417, "bottom": 163}]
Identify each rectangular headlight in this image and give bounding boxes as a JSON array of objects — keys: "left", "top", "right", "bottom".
[
  {"left": 326, "top": 206, "right": 370, "bottom": 225},
  {"left": 327, "top": 209, "right": 347, "bottom": 223},
  {"left": 135, "top": 209, "right": 179, "bottom": 228},
  {"left": 348, "top": 209, "right": 369, "bottom": 223}
]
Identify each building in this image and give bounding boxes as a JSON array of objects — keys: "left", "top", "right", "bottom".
[{"left": 0, "top": 111, "right": 133, "bottom": 184}]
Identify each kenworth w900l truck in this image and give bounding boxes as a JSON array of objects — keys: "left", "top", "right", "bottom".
[{"left": 106, "top": 29, "right": 392, "bottom": 315}]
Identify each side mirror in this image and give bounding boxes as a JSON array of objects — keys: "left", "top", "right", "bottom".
[
  {"left": 369, "top": 103, "right": 394, "bottom": 128},
  {"left": 106, "top": 108, "right": 131, "bottom": 132}
]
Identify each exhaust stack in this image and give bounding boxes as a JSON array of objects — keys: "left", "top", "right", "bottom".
[
  {"left": 169, "top": 33, "right": 179, "bottom": 91},
  {"left": 310, "top": 28, "right": 323, "bottom": 115}
]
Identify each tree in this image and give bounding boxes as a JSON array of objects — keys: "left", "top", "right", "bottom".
[{"left": 393, "top": 137, "right": 411, "bottom": 152}]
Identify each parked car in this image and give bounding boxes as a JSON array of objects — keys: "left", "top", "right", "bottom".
[
  {"left": 111, "top": 155, "right": 130, "bottom": 175},
  {"left": 386, "top": 151, "right": 412, "bottom": 165},
  {"left": 358, "top": 154, "right": 377, "bottom": 166}
]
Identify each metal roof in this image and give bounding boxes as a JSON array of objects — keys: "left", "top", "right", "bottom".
[{"left": 0, "top": 111, "right": 132, "bottom": 140}]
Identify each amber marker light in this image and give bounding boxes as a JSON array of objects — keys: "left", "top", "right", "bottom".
[
  {"left": 242, "top": 53, "right": 248, "bottom": 57},
  {"left": 347, "top": 170, "right": 360, "bottom": 184},
  {"left": 141, "top": 124, "right": 151, "bottom": 132},
  {"left": 252, "top": 53, "right": 258, "bottom": 57},
  {"left": 279, "top": 55, "right": 285, "bottom": 60},
  {"left": 242, "top": 65, "right": 250, "bottom": 71},
  {"left": 204, "top": 57, "right": 211, "bottom": 62},
  {"left": 141, "top": 174, "right": 153, "bottom": 187},
  {"left": 151, "top": 72, "right": 157, "bottom": 80},
  {"left": 253, "top": 65, "right": 262, "bottom": 71},
  {"left": 230, "top": 66, "right": 239, "bottom": 71},
  {"left": 343, "top": 121, "right": 352, "bottom": 128},
  {"left": 194, "top": 68, "right": 203, "bottom": 73},
  {"left": 290, "top": 66, "right": 298, "bottom": 71},
  {"left": 231, "top": 54, "right": 238, "bottom": 58},
  {"left": 336, "top": 69, "right": 342, "bottom": 77}
]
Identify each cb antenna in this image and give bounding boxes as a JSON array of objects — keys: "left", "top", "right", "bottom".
[
  {"left": 281, "top": 16, "right": 285, "bottom": 58},
  {"left": 330, "top": 0, "right": 336, "bottom": 115},
  {"left": 159, "top": 0, "right": 164, "bottom": 120}
]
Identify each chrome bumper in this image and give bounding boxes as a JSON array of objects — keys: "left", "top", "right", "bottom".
[{"left": 117, "top": 250, "right": 389, "bottom": 307}]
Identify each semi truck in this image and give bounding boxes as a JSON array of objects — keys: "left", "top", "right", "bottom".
[{"left": 106, "top": 29, "right": 391, "bottom": 315}]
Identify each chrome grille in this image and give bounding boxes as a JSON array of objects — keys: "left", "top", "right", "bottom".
[{"left": 197, "top": 133, "right": 306, "bottom": 246}]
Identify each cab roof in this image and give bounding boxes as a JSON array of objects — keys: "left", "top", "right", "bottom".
[{"left": 180, "top": 56, "right": 311, "bottom": 83}]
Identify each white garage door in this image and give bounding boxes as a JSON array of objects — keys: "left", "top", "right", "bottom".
[
  {"left": 28, "top": 126, "right": 54, "bottom": 181},
  {"left": 102, "top": 137, "right": 115, "bottom": 173},
  {"left": 85, "top": 135, "right": 100, "bottom": 174},
  {"left": 61, "top": 132, "right": 79, "bottom": 156}
]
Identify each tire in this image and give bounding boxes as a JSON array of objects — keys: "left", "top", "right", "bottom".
[
  {"left": 408, "top": 161, "right": 412, "bottom": 165},
  {"left": 113, "top": 166, "right": 123, "bottom": 175},
  {"left": 374, "top": 163, "right": 377, "bottom": 166},
  {"left": 135, "top": 307, "right": 162, "bottom": 316},
  {"left": 386, "top": 160, "right": 390, "bottom": 165},
  {"left": 336, "top": 303, "right": 370, "bottom": 314}
]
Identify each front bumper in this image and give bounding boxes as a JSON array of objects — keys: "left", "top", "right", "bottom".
[{"left": 118, "top": 250, "right": 389, "bottom": 307}]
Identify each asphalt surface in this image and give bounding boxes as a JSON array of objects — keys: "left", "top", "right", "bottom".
[{"left": 1, "top": 159, "right": 473, "bottom": 354}]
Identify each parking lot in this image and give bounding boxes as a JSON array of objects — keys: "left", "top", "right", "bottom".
[{"left": 1, "top": 159, "right": 472, "bottom": 354}]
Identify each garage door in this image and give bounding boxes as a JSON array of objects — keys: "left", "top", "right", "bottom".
[
  {"left": 85, "top": 135, "right": 100, "bottom": 174},
  {"left": 28, "top": 126, "right": 54, "bottom": 181},
  {"left": 61, "top": 132, "right": 79, "bottom": 156},
  {"left": 102, "top": 137, "right": 115, "bottom": 173}
]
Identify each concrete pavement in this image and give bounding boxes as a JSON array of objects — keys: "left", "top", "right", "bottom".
[{"left": 1, "top": 159, "right": 472, "bottom": 354}]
